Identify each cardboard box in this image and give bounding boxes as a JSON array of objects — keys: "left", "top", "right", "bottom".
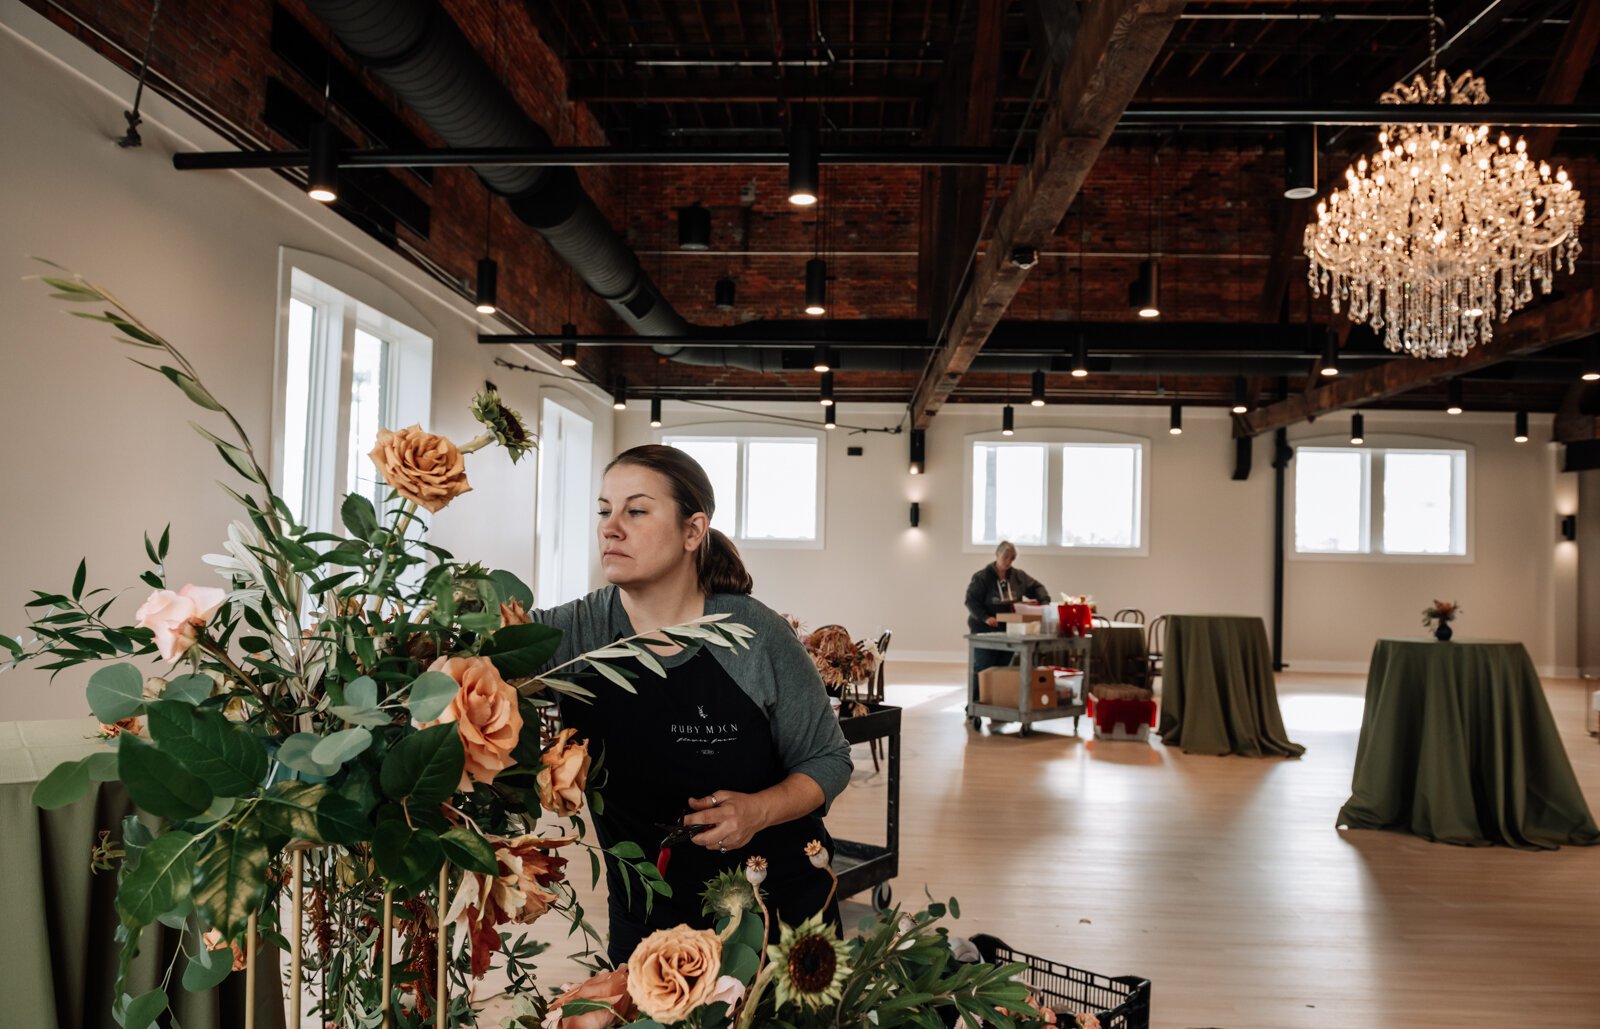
[
  {"left": 1005, "top": 620, "right": 1041, "bottom": 635},
  {"left": 997, "top": 612, "right": 1042, "bottom": 623},
  {"left": 978, "top": 667, "right": 1057, "bottom": 710}
]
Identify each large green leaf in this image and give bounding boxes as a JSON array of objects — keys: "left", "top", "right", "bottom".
[
  {"left": 314, "top": 791, "right": 370, "bottom": 845},
  {"left": 193, "top": 827, "right": 270, "bottom": 938},
  {"left": 116, "top": 829, "right": 201, "bottom": 926},
  {"left": 119, "top": 988, "right": 168, "bottom": 1029},
  {"left": 86, "top": 663, "right": 144, "bottom": 722},
  {"left": 380, "top": 724, "right": 464, "bottom": 807},
  {"left": 480, "top": 623, "right": 563, "bottom": 679},
  {"left": 275, "top": 732, "right": 343, "bottom": 777},
  {"left": 372, "top": 820, "right": 443, "bottom": 889},
  {"left": 118, "top": 734, "right": 212, "bottom": 820},
  {"left": 162, "top": 674, "right": 215, "bottom": 705},
  {"left": 488, "top": 569, "right": 533, "bottom": 607},
  {"left": 439, "top": 827, "right": 499, "bottom": 875},
  {"left": 181, "top": 940, "right": 235, "bottom": 992},
  {"left": 256, "top": 781, "right": 327, "bottom": 842},
  {"left": 404, "top": 671, "right": 459, "bottom": 723},
  {"left": 341, "top": 494, "right": 379, "bottom": 542},
  {"left": 145, "top": 700, "right": 268, "bottom": 797},
  {"left": 344, "top": 676, "right": 379, "bottom": 709},
  {"left": 32, "top": 755, "right": 92, "bottom": 810},
  {"left": 309, "top": 727, "right": 373, "bottom": 767}
]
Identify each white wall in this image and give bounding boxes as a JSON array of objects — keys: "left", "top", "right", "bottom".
[
  {"left": 0, "top": 4, "right": 612, "bottom": 720},
  {"left": 617, "top": 402, "right": 1578, "bottom": 676}
]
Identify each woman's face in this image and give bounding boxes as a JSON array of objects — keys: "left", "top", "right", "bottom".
[
  {"left": 597, "top": 463, "right": 709, "bottom": 588},
  {"left": 995, "top": 550, "right": 1016, "bottom": 575}
]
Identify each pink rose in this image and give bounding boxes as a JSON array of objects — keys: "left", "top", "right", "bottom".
[
  {"left": 135, "top": 585, "right": 226, "bottom": 661},
  {"left": 705, "top": 975, "right": 745, "bottom": 1010},
  {"left": 542, "top": 966, "right": 637, "bottom": 1029},
  {"left": 426, "top": 656, "right": 523, "bottom": 790}
]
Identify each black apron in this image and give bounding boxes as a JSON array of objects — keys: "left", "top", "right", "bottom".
[{"left": 559, "top": 644, "right": 839, "bottom": 965}]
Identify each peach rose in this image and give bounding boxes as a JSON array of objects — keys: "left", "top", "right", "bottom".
[
  {"left": 369, "top": 425, "right": 470, "bottom": 513},
  {"left": 427, "top": 656, "right": 523, "bottom": 790},
  {"left": 499, "top": 599, "right": 532, "bottom": 627},
  {"left": 625, "top": 925, "right": 723, "bottom": 1024},
  {"left": 135, "top": 585, "right": 226, "bottom": 661},
  {"left": 536, "top": 728, "right": 591, "bottom": 816},
  {"left": 542, "top": 966, "right": 637, "bottom": 1029},
  {"left": 445, "top": 832, "right": 573, "bottom": 977}
]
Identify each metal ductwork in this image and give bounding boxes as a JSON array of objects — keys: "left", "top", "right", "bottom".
[{"left": 303, "top": 0, "right": 688, "bottom": 338}]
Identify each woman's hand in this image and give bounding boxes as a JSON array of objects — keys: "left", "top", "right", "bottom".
[
  {"left": 683, "top": 790, "right": 769, "bottom": 852},
  {"left": 985, "top": 616, "right": 999, "bottom": 627}
]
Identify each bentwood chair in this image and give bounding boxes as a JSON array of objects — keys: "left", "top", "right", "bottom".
[
  {"left": 1113, "top": 608, "right": 1146, "bottom": 625},
  {"left": 1138, "top": 615, "right": 1168, "bottom": 689}
]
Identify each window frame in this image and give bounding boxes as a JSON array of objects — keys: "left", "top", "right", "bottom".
[
  {"left": 659, "top": 423, "right": 827, "bottom": 549},
  {"left": 1289, "top": 433, "right": 1474, "bottom": 563},
  {"left": 962, "top": 427, "right": 1152, "bottom": 557},
  {"left": 272, "top": 249, "right": 435, "bottom": 535}
]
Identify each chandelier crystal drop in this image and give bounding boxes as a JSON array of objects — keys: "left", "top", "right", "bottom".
[{"left": 1304, "top": 70, "right": 1584, "bottom": 358}]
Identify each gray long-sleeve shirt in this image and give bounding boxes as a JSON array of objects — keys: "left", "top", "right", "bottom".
[{"left": 527, "top": 585, "right": 853, "bottom": 812}]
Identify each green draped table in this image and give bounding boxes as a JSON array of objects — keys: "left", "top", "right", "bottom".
[
  {"left": 1157, "top": 614, "right": 1305, "bottom": 758},
  {"left": 1337, "top": 638, "right": 1600, "bottom": 850},
  {"left": 1091, "top": 622, "right": 1146, "bottom": 686},
  {"left": 0, "top": 719, "right": 285, "bottom": 1029}
]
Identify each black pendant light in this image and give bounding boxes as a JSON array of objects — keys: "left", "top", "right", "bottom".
[
  {"left": 1030, "top": 370, "right": 1047, "bottom": 407},
  {"left": 649, "top": 396, "right": 662, "bottom": 428},
  {"left": 1350, "top": 412, "right": 1365, "bottom": 445},
  {"left": 1071, "top": 333, "right": 1089, "bottom": 378},
  {"left": 824, "top": 404, "right": 836, "bottom": 430},
  {"left": 804, "top": 258, "right": 827, "bottom": 316},
  {"left": 306, "top": 121, "right": 339, "bottom": 203},
  {"left": 1231, "top": 376, "right": 1249, "bottom": 414},
  {"left": 560, "top": 323, "right": 578, "bottom": 366},
  {"left": 819, "top": 370, "right": 834, "bottom": 407},
  {"left": 1583, "top": 339, "right": 1600, "bottom": 381},
  {"left": 1446, "top": 378, "right": 1464, "bottom": 415},
  {"left": 813, "top": 345, "right": 833, "bottom": 373},
  {"left": 1283, "top": 125, "right": 1319, "bottom": 200},
  {"left": 612, "top": 377, "right": 627, "bottom": 411},
  {"left": 473, "top": 257, "right": 498, "bottom": 315},
  {"left": 1320, "top": 328, "right": 1341, "bottom": 377},
  {"left": 908, "top": 429, "right": 925, "bottom": 475},
  {"left": 1169, "top": 403, "right": 1183, "bottom": 435},
  {"left": 677, "top": 202, "right": 711, "bottom": 250},
  {"left": 714, "top": 276, "right": 736, "bottom": 310},
  {"left": 1002, "top": 404, "right": 1015, "bottom": 436},
  {"left": 788, "top": 124, "right": 819, "bottom": 206},
  {"left": 1129, "top": 259, "right": 1160, "bottom": 319},
  {"left": 1514, "top": 410, "right": 1529, "bottom": 443}
]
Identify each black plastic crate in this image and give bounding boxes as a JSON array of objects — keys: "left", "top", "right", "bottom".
[{"left": 971, "top": 935, "right": 1151, "bottom": 1029}]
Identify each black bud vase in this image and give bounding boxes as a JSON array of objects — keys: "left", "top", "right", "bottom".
[{"left": 1434, "top": 621, "right": 1453, "bottom": 642}]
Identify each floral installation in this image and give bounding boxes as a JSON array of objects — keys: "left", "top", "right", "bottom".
[
  {"left": 1422, "top": 599, "right": 1462, "bottom": 626},
  {"left": 6, "top": 265, "right": 753, "bottom": 1029},
  {"left": 798, "top": 623, "right": 880, "bottom": 696},
  {"left": 10, "top": 267, "right": 1094, "bottom": 1029}
]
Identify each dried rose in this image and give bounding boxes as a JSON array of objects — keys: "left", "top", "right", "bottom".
[
  {"left": 536, "top": 727, "right": 590, "bottom": 816},
  {"left": 369, "top": 425, "right": 470, "bottom": 513}
]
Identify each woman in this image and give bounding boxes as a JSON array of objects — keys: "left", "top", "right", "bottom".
[
  {"left": 964, "top": 541, "right": 1051, "bottom": 693},
  {"left": 527, "top": 444, "right": 851, "bottom": 964}
]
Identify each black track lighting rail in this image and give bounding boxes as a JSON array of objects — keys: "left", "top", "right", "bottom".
[{"left": 173, "top": 146, "right": 1023, "bottom": 171}]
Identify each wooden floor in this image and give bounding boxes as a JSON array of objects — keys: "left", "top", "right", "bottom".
[{"left": 495, "top": 666, "right": 1600, "bottom": 1028}]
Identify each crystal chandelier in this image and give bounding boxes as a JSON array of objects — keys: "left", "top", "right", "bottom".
[{"left": 1304, "top": 70, "right": 1584, "bottom": 358}]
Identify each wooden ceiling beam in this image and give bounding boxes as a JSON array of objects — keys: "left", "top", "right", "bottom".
[
  {"left": 1237, "top": 290, "right": 1600, "bottom": 437},
  {"left": 908, "top": 0, "right": 1185, "bottom": 429},
  {"left": 1524, "top": 0, "right": 1600, "bottom": 156}
]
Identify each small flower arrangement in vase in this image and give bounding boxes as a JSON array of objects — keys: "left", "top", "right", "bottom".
[{"left": 1422, "top": 600, "right": 1461, "bottom": 641}]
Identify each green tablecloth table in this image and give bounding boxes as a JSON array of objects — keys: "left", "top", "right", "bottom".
[
  {"left": 1157, "top": 614, "right": 1305, "bottom": 758},
  {"left": 1091, "top": 622, "right": 1146, "bottom": 685},
  {"left": 1336, "top": 638, "right": 1600, "bottom": 850},
  {"left": 0, "top": 719, "right": 285, "bottom": 1029}
]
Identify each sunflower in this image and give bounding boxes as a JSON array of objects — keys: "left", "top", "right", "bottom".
[
  {"left": 766, "top": 913, "right": 851, "bottom": 1011},
  {"left": 469, "top": 389, "right": 537, "bottom": 463}
]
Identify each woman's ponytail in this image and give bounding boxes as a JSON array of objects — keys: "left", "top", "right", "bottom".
[{"left": 698, "top": 528, "right": 754, "bottom": 596}]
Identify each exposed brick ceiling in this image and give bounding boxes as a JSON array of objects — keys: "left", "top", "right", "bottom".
[{"left": 30, "top": 0, "right": 1600, "bottom": 417}]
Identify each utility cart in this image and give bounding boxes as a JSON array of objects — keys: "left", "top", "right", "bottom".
[
  {"left": 965, "top": 632, "right": 1092, "bottom": 736},
  {"left": 832, "top": 702, "right": 900, "bottom": 911}
]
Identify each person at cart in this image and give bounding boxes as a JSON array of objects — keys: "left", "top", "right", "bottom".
[
  {"left": 523, "top": 444, "right": 852, "bottom": 965},
  {"left": 964, "top": 541, "right": 1052, "bottom": 703}
]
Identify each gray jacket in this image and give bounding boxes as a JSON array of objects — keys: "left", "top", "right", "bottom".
[{"left": 529, "top": 585, "right": 853, "bottom": 812}]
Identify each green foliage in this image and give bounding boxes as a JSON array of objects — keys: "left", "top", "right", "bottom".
[
  {"left": 118, "top": 733, "right": 213, "bottom": 820},
  {"left": 144, "top": 700, "right": 268, "bottom": 797},
  {"left": 86, "top": 663, "right": 144, "bottom": 722},
  {"left": 192, "top": 827, "right": 270, "bottom": 938},
  {"left": 380, "top": 723, "right": 465, "bottom": 808}
]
